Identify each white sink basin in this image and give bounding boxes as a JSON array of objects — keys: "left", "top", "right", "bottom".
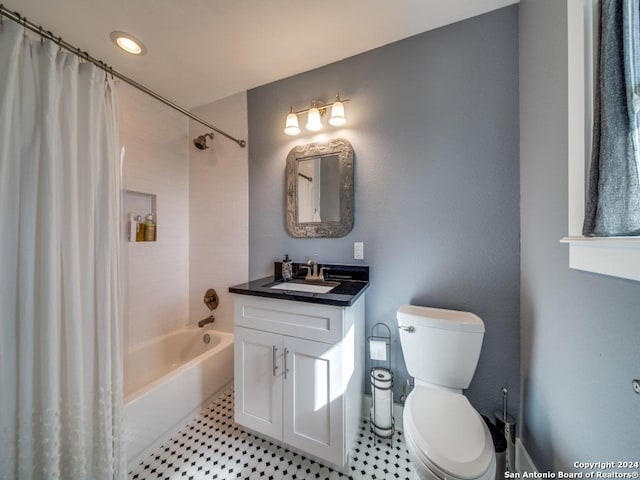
[{"left": 270, "top": 281, "right": 338, "bottom": 294}]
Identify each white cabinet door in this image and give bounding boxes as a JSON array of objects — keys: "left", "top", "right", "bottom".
[
  {"left": 234, "top": 327, "right": 283, "bottom": 440},
  {"left": 283, "top": 336, "right": 344, "bottom": 466}
]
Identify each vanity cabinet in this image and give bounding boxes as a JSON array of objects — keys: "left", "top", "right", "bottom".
[{"left": 233, "top": 295, "right": 364, "bottom": 471}]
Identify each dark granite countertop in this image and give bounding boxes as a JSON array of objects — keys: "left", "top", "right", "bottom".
[{"left": 228, "top": 263, "right": 369, "bottom": 307}]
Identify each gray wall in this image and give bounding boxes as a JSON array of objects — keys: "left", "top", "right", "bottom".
[
  {"left": 247, "top": 6, "right": 520, "bottom": 415},
  {"left": 520, "top": 0, "right": 640, "bottom": 469}
]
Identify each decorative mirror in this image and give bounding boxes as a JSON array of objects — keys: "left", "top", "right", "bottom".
[{"left": 286, "top": 138, "right": 354, "bottom": 238}]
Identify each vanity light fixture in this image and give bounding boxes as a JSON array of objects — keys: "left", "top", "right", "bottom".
[
  {"left": 305, "top": 103, "right": 323, "bottom": 132},
  {"left": 284, "top": 93, "right": 350, "bottom": 136},
  {"left": 329, "top": 97, "right": 346, "bottom": 126},
  {"left": 284, "top": 107, "right": 301, "bottom": 135},
  {"left": 110, "top": 31, "right": 147, "bottom": 55}
]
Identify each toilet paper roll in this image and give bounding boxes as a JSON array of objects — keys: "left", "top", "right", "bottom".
[
  {"left": 370, "top": 368, "right": 394, "bottom": 435},
  {"left": 373, "top": 388, "right": 393, "bottom": 429},
  {"left": 369, "top": 340, "right": 387, "bottom": 361}
]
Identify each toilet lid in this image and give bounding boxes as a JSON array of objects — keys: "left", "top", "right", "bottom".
[{"left": 404, "top": 388, "right": 493, "bottom": 480}]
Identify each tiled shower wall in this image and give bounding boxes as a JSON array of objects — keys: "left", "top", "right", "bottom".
[
  {"left": 119, "top": 83, "right": 190, "bottom": 351},
  {"left": 189, "top": 92, "right": 249, "bottom": 333},
  {"left": 119, "top": 84, "right": 248, "bottom": 352}
]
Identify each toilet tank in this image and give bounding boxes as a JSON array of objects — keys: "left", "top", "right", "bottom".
[{"left": 397, "top": 305, "right": 485, "bottom": 390}]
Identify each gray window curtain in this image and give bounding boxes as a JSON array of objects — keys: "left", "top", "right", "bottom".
[{"left": 583, "top": 0, "right": 640, "bottom": 236}]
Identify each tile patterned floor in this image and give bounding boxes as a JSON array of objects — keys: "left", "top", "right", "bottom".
[{"left": 128, "top": 388, "right": 414, "bottom": 480}]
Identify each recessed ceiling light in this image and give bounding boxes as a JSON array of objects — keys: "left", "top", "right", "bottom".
[{"left": 110, "top": 31, "right": 146, "bottom": 55}]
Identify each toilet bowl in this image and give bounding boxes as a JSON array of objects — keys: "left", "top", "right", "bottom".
[
  {"left": 403, "top": 387, "right": 495, "bottom": 480},
  {"left": 397, "top": 305, "right": 495, "bottom": 480}
]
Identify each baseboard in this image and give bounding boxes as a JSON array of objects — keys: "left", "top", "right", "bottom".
[
  {"left": 362, "top": 394, "right": 404, "bottom": 430},
  {"left": 516, "top": 437, "right": 538, "bottom": 474}
]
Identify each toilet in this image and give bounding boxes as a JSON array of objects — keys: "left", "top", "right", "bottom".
[{"left": 397, "top": 305, "right": 496, "bottom": 480}]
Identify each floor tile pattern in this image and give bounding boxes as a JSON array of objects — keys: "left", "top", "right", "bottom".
[{"left": 128, "top": 388, "right": 414, "bottom": 480}]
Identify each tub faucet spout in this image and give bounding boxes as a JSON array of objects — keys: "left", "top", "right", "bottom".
[{"left": 198, "top": 315, "right": 215, "bottom": 328}]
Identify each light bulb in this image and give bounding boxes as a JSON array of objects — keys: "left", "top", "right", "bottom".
[
  {"left": 117, "top": 37, "right": 142, "bottom": 54},
  {"left": 110, "top": 31, "right": 146, "bottom": 55},
  {"left": 284, "top": 111, "right": 300, "bottom": 135},
  {"left": 329, "top": 100, "right": 346, "bottom": 126},
  {"left": 306, "top": 107, "right": 322, "bottom": 131}
]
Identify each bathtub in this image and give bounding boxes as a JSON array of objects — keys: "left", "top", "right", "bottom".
[{"left": 124, "top": 327, "right": 234, "bottom": 465}]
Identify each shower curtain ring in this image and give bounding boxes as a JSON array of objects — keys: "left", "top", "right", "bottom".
[
  {"left": 39, "top": 26, "right": 44, "bottom": 45},
  {"left": 19, "top": 14, "right": 26, "bottom": 38}
]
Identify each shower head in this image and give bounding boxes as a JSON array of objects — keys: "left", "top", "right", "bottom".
[{"left": 193, "top": 133, "right": 214, "bottom": 150}]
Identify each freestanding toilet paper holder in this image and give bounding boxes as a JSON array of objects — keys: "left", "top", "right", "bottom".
[{"left": 368, "top": 323, "right": 394, "bottom": 438}]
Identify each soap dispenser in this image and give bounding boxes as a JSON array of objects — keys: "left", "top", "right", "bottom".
[
  {"left": 144, "top": 213, "right": 156, "bottom": 241},
  {"left": 135, "top": 215, "right": 145, "bottom": 242},
  {"left": 127, "top": 213, "right": 137, "bottom": 242},
  {"left": 282, "top": 255, "right": 293, "bottom": 281}
]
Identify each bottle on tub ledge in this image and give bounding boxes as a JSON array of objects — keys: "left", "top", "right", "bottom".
[
  {"left": 127, "top": 213, "right": 137, "bottom": 242},
  {"left": 144, "top": 213, "right": 156, "bottom": 241},
  {"left": 135, "top": 215, "right": 145, "bottom": 242}
]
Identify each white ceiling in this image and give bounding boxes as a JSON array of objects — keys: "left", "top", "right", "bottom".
[{"left": 3, "top": 0, "right": 517, "bottom": 109}]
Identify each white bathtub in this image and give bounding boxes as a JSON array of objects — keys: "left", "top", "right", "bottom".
[{"left": 124, "top": 327, "right": 234, "bottom": 465}]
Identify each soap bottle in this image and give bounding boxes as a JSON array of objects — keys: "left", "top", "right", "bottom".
[
  {"left": 127, "top": 213, "right": 137, "bottom": 242},
  {"left": 282, "top": 254, "right": 293, "bottom": 281},
  {"left": 135, "top": 215, "right": 145, "bottom": 242},
  {"left": 144, "top": 213, "right": 156, "bottom": 241}
]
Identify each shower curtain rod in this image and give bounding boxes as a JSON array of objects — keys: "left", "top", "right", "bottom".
[{"left": 0, "top": 4, "right": 247, "bottom": 148}]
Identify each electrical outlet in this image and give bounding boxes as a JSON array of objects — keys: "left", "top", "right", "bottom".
[{"left": 354, "top": 242, "right": 364, "bottom": 260}]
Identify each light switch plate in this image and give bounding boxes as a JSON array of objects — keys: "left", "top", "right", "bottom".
[{"left": 354, "top": 242, "right": 364, "bottom": 260}]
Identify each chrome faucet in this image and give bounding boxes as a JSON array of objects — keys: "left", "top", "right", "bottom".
[
  {"left": 301, "top": 260, "right": 329, "bottom": 281},
  {"left": 198, "top": 315, "right": 215, "bottom": 328}
]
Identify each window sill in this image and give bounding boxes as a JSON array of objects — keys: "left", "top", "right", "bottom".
[
  {"left": 560, "top": 236, "right": 640, "bottom": 281},
  {"left": 563, "top": 1, "right": 640, "bottom": 283}
]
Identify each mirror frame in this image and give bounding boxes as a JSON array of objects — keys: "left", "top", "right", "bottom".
[{"left": 285, "top": 138, "right": 354, "bottom": 238}]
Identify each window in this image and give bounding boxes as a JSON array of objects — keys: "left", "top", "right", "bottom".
[{"left": 562, "top": 0, "right": 640, "bottom": 282}]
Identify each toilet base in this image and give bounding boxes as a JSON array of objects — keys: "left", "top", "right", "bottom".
[
  {"left": 404, "top": 422, "right": 446, "bottom": 480},
  {"left": 404, "top": 418, "right": 496, "bottom": 480}
]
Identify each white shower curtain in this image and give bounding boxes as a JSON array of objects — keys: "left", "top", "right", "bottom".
[{"left": 0, "top": 21, "right": 125, "bottom": 480}]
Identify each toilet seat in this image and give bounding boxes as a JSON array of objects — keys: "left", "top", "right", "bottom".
[{"left": 403, "top": 387, "right": 495, "bottom": 480}]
